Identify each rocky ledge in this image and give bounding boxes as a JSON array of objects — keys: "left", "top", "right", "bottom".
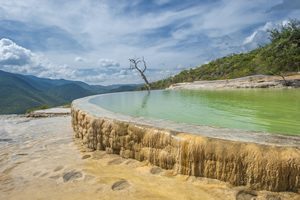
[
  {"left": 26, "top": 108, "right": 71, "bottom": 118},
  {"left": 168, "top": 74, "right": 300, "bottom": 90},
  {"left": 3, "top": 114, "right": 299, "bottom": 199},
  {"left": 71, "top": 99, "right": 300, "bottom": 192}
]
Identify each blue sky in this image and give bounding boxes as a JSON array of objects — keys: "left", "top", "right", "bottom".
[{"left": 0, "top": 0, "right": 299, "bottom": 85}]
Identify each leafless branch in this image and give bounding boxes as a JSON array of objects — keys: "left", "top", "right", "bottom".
[
  {"left": 141, "top": 57, "right": 147, "bottom": 73},
  {"left": 129, "top": 57, "right": 151, "bottom": 91}
]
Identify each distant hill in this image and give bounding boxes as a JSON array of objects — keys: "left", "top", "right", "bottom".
[
  {"left": 0, "top": 70, "right": 140, "bottom": 114},
  {"left": 149, "top": 19, "right": 300, "bottom": 89},
  {"left": 45, "top": 83, "right": 95, "bottom": 103}
]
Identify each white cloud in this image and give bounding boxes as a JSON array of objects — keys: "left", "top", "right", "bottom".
[
  {"left": 0, "top": 38, "right": 33, "bottom": 66},
  {"left": 74, "top": 56, "right": 85, "bottom": 62},
  {"left": 262, "top": 22, "right": 275, "bottom": 31},
  {"left": 0, "top": 1, "right": 299, "bottom": 84},
  {"left": 242, "top": 20, "right": 291, "bottom": 48},
  {"left": 98, "top": 59, "right": 120, "bottom": 68},
  {"left": 0, "top": 38, "right": 156, "bottom": 85},
  {"left": 243, "top": 31, "right": 259, "bottom": 45},
  {"left": 282, "top": 20, "right": 289, "bottom": 26},
  {"left": 0, "top": 38, "right": 53, "bottom": 76}
]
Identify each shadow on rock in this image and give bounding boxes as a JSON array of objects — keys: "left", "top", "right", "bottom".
[
  {"left": 82, "top": 155, "right": 91, "bottom": 159},
  {"left": 63, "top": 170, "right": 83, "bottom": 182},
  {"left": 265, "top": 194, "right": 281, "bottom": 200},
  {"left": 111, "top": 179, "right": 130, "bottom": 191},
  {"left": 107, "top": 158, "right": 124, "bottom": 165},
  {"left": 150, "top": 167, "right": 162, "bottom": 174},
  {"left": 236, "top": 190, "right": 257, "bottom": 200}
]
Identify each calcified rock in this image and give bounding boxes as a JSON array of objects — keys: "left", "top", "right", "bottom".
[
  {"left": 71, "top": 106, "right": 300, "bottom": 192},
  {"left": 168, "top": 74, "right": 300, "bottom": 90},
  {"left": 26, "top": 108, "right": 70, "bottom": 118}
]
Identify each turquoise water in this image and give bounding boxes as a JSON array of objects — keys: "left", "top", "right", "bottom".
[{"left": 89, "top": 89, "right": 300, "bottom": 136}]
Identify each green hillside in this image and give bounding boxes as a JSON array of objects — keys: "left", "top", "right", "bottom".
[
  {"left": 149, "top": 19, "right": 300, "bottom": 89},
  {"left": 46, "top": 83, "right": 94, "bottom": 103},
  {"left": 0, "top": 71, "right": 60, "bottom": 114},
  {"left": 0, "top": 70, "right": 140, "bottom": 114}
]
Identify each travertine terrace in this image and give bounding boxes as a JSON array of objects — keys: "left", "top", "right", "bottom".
[
  {"left": 71, "top": 95, "right": 300, "bottom": 192},
  {"left": 167, "top": 74, "right": 300, "bottom": 90}
]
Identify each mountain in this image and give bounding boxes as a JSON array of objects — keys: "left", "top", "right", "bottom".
[
  {"left": 149, "top": 19, "right": 300, "bottom": 89},
  {"left": 0, "top": 70, "right": 140, "bottom": 114},
  {"left": 45, "top": 83, "right": 95, "bottom": 103}
]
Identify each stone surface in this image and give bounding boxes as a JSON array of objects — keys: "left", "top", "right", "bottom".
[
  {"left": 168, "top": 74, "right": 300, "bottom": 90},
  {"left": 71, "top": 105, "right": 300, "bottom": 192},
  {"left": 26, "top": 107, "right": 70, "bottom": 118},
  {"left": 2, "top": 115, "right": 297, "bottom": 200}
]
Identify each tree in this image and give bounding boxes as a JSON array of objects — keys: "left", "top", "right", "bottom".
[
  {"left": 266, "top": 19, "right": 300, "bottom": 85},
  {"left": 129, "top": 57, "right": 151, "bottom": 91},
  {"left": 268, "top": 19, "right": 300, "bottom": 42}
]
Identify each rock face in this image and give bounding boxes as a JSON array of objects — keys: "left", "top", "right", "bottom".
[
  {"left": 71, "top": 106, "right": 300, "bottom": 192},
  {"left": 168, "top": 75, "right": 300, "bottom": 90}
]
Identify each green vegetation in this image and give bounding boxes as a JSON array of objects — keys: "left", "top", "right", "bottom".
[
  {"left": 148, "top": 19, "right": 300, "bottom": 89},
  {"left": 0, "top": 70, "right": 140, "bottom": 114},
  {"left": 62, "top": 103, "right": 71, "bottom": 108},
  {"left": 26, "top": 105, "right": 50, "bottom": 113}
]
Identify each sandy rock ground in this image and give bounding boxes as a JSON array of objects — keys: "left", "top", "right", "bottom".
[
  {"left": 26, "top": 107, "right": 71, "bottom": 118},
  {"left": 0, "top": 112, "right": 299, "bottom": 200},
  {"left": 168, "top": 74, "right": 300, "bottom": 90}
]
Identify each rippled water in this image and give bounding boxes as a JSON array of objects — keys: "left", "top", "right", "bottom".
[{"left": 89, "top": 89, "right": 300, "bottom": 135}]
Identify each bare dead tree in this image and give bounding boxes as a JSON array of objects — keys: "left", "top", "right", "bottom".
[
  {"left": 277, "top": 73, "right": 288, "bottom": 85},
  {"left": 129, "top": 57, "right": 151, "bottom": 91},
  {"left": 268, "top": 70, "right": 288, "bottom": 86}
]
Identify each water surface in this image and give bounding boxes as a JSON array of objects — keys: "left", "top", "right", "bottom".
[{"left": 90, "top": 89, "right": 300, "bottom": 136}]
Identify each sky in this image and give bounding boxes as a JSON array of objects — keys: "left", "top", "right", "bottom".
[{"left": 0, "top": 0, "right": 299, "bottom": 85}]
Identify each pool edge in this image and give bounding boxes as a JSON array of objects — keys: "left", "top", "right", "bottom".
[{"left": 71, "top": 94, "right": 300, "bottom": 192}]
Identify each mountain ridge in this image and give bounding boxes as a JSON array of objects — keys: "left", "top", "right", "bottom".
[{"left": 0, "top": 70, "right": 140, "bottom": 114}]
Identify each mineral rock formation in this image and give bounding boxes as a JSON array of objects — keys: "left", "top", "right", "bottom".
[
  {"left": 167, "top": 74, "right": 300, "bottom": 90},
  {"left": 71, "top": 106, "right": 300, "bottom": 192}
]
